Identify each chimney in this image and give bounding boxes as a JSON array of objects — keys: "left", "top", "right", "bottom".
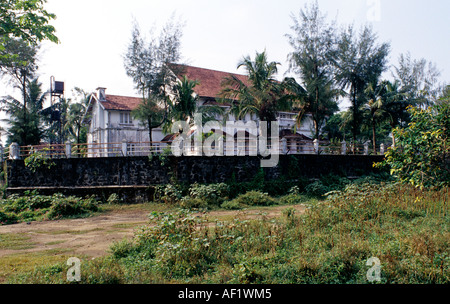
[{"left": 96, "top": 87, "right": 107, "bottom": 101}]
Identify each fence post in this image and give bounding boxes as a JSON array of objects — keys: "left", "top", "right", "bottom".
[
  {"left": 122, "top": 141, "right": 128, "bottom": 157},
  {"left": 341, "top": 141, "right": 347, "bottom": 155},
  {"left": 65, "top": 142, "right": 72, "bottom": 159},
  {"left": 10, "top": 142, "right": 20, "bottom": 160},
  {"left": 364, "top": 141, "right": 370, "bottom": 155},
  {"left": 281, "top": 138, "right": 287, "bottom": 154},
  {"left": 313, "top": 139, "right": 319, "bottom": 154},
  {"left": 380, "top": 143, "right": 385, "bottom": 155}
]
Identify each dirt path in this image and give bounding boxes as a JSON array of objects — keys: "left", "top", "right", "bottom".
[{"left": 0, "top": 205, "right": 306, "bottom": 259}]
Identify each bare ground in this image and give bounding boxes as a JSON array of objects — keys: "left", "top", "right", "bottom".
[{"left": 0, "top": 205, "right": 306, "bottom": 259}]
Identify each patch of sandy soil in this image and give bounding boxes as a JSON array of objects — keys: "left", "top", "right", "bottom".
[{"left": 0, "top": 205, "right": 306, "bottom": 259}]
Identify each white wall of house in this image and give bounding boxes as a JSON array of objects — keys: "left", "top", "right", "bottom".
[{"left": 87, "top": 104, "right": 315, "bottom": 146}]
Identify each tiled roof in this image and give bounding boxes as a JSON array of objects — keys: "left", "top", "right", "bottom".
[
  {"left": 171, "top": 64, "right": 249, "bottom": 99},
  {"left": 100, "top": 95, "right": 143, "bottom": 111},
  {"left": 95, "top": 64, "right": 248, "bottom": 111}
]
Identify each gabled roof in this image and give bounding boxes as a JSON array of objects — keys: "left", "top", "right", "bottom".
[
  {"left": 100, "top": 95, "right": 143, "bottom": 111},
  {"left": 170, "top": 63, "right": 249, "bottom": 99},
  {"left": 84, "top": 64, "right": 250, "bottom": 121}
]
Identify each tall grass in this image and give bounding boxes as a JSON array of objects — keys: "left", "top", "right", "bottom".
[{"left": 8, "top": 182, "right": 449, "bottom": 284}]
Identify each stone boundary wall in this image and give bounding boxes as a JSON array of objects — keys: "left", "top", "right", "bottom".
[{"left": 4, "top": 155, "right": 385, "bottom": 200}]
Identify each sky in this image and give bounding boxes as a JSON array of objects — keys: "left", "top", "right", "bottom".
[{"left": 1, "top": 0, "right": 449, "bottom": 114}]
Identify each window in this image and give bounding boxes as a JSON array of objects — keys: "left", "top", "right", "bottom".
[{"left": 120, "top": 112, "right": 133, "bottom": 124}]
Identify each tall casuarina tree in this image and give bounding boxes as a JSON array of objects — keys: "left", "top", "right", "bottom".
[
  {"left": 123, "top": 15, "right": 184, "bottom": 144},
  {"left": 334, "top": 25, "right": 390, "bottom": 152},
  {"left": 286, "top": 1, "right": 340, "bottom": 139}
]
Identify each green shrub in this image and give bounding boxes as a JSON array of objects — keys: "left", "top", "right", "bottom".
[
  {"left": 106, "top": 193, "right": 122, "bottom": 205},
  {"left": 153, "top": 184, "right": 183, "bottom": 204},
  {"left": 278, "top": 194, "right": 308, "bottom": 205},
  {"left": 220, "top": 200, "right": 243, "bottom": 210},
  {"left": 46, "top": 194, "right": 99, "bottom": 220},
  {"left": 178, "top": 196, "right": 208, "bottom": 209},
  {"left": 221, "top": 191, "right": 276, "bottom": 210},
  {"left": 305, "top": 180, "right": 329, "bottom": 197},
  {"left": 0, "top": 210, "right": 18, "bottom": 225},
  {"left": 187, "top": 183, "right": 229, "bottom": 206}
]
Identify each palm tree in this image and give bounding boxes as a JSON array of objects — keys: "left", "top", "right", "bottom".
[
  {"left": 170, "top": 76, "right": 200, "bottom": 123},
  {"left": 220, "top": 51, "right": 288, "bottom": 125},
  {"left": 164, "top": 76, "right": 223, "bottom": 135},
  {"left": 283, "top": 76, "right": 340, "bottom": 139},
  {"left": 364, "top": 80, "right": 387, "bottom": 153},
  {"left": 1, "top": 78, "right": 45, "bottom": 146}
]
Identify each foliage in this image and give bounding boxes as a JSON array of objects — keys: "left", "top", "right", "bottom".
[
  {"left": 24, "top": 148, "right": 55, "bottom": 172},
  {"left": 123, "top": 16, "right": 183, "bottom": 99},
  {"left": 106, "top": 193, "right": 122, "bottom": 205},
  {"left": 46, "top": 194, "right": 99, "bottom": 220},
  {"left": 0, "top": 191, "right": 99, "bottom": 224},
  {"left": 8, "top": 179, "right": 449, "bottom": 284},
  {"left": 0, "top": 192, "right": 100, "bottom": 225},
  {"left": 0, "top": 0, "right": 58, "bottom": 46},
  {"left": 377, "top": 102, "right": 450, "bottom": 188},
  {"left": 286, "top": 1, "right": 340, "bottom": 138},
  {"left": 393, "top": 52, "right": 442, "bottom": 107},
  {"left": 221, "top": 191, "right": 276, "bottom": 210},
  {"left": 131, "top": 94, "right": 166, "bottom": 143},
  {"left": 186, "top": 183, "right": 229, "bottom": 206},
  {"left": 334, "top": 25, "right": 390, "bottom": 149},
  {"left": 65, "top": 88, "right": 91, "bottom": 144},
  {"left": 153, "top": 184, "right": 183, "bottom": 205},
  {"left": 304, "top": 180, "right": 330, "bottom": 197},
  {"left": 220, "top": 50, "right": 290, "bottom": 123},
  {"left": 0, "top": 41, "right": 43, "bottom": 146},
  {"left": 124, "top": 16, "right": 184, "bottom": 142}
]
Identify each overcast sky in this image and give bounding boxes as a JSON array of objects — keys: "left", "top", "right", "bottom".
[{"left": 1, "top": 0, "right": 449, "bottom": 104}]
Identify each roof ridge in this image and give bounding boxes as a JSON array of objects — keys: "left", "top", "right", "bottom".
[
  {"left": 105, "top": 94, "right": 142, "bottom": 99},
  {"left": 170, "top": 63, "right": 248, "bottom": 78}
]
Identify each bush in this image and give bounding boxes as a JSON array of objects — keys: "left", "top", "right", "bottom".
[
  {"left": 377, "top": 102, "right": 450, "bottom": 188},
  {"left": 153, "top": 184, "right": 183, "bottom": 204},
  {"left": 221, "top": 191, "right": 276, "bottom": 210},
  {"left": 278, "top": 194, "right": 308, "bottom": 205},
  {"left": 0, "top": 193, "right": 100, "bottom": 225},
  {"left": 187, "top": 183, "right": 229, "bottom": 206},
  {"left": 106, "top": 193, "right": 122, "bottom": 205},
  {"left": 304, "top": 180, "right": 329, "bottom": 197},
  {"left": 178, "top": 196, "right": 208, "bottom": 209},
  {"left": 46, "top": 194, "right": 99, "bottom": 219},
  {"left": 0, "top": 210, "right": 18, "bottom": 225}
]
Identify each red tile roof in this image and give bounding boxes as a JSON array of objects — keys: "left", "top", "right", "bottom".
[
  {"left": 95, "top": 64, "right": 248, "bottom": 111},
  {"left": 100, "top": 95, "right": 143, "bottom": 111},
  {"left": 171, "top": 64, "right": 249, "bottom": 99}
]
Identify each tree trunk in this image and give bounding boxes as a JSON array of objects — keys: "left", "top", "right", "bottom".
[
  {"left": 372, "top": 117, "right": 377, "bottom": 154},
  {"left": 148, "top": 118, "right": 153, "bottom": 148},
  {"left": 352, "top": 87, "right": 357, "bottom": 155},
  {"left": 22, "top": 73, "right": 27, "bottom": 145}
]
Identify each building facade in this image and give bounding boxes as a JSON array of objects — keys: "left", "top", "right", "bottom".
[{"left": 83, "top": 64, "right": 316, "bottom": 156}]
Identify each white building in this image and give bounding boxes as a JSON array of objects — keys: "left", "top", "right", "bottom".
[{"left": 83, "top": 64, "right": 315, "bottom": 156}]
